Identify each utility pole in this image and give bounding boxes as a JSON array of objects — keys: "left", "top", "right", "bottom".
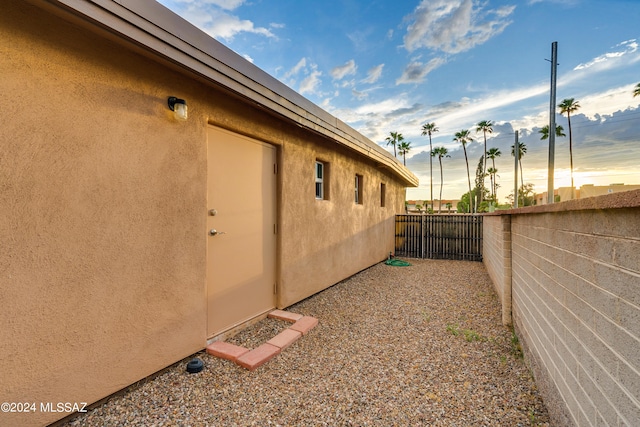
[
  {"left": 547, "top": 42, "right": 558, "bottom": 204},
  {"left": 514, "top": 130, "right": 519, "bottom": 208}
]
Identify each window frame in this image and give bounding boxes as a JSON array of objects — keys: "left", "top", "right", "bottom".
[
  {"left": 355, "top": 174, "right": 363, "bottom": 205},
  {"left": 315, "top": 161, "right": 324, "bottom": 200}
]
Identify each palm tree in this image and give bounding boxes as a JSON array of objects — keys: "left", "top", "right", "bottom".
[
  {"left": 475, "top": 120, "right": 493, "bottom": 204},
  {"left": 559, "top": 98, "right": 581, "bottom": 199},
  {"left": 487, "top": 167, "right": 498, "bottom": 203},
  {"left": 385, "top": 131, "right": 403, "bottom": 158},
  {"left": 397, "top": 140, "right": 412, "bottom": 166},
  {"left": 539, "top": 124, "right": 566, "bottom": 141},
  {"left": 431, "top": 146, "right": 450, "bottom": 214},
  {"left": 421, "top": 122, "right": 439, "bottom": 213},
  {"left": 453, "top": 129, "right": 474, "bottom": 213},
  {"left": 634, "top": 83, "right": 640, "bottom": 97},
  {"left": 486, "top": 147, "right": 501, "bottom": 200},
  {"left": 511, "top": 142, "right": 527, "bottom": 198}
]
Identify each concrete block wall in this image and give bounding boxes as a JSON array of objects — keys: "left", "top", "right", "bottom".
[
  {"left": 482, "top": 215, "right": 512, "bottom": 325},
  {"left": 483, "top": 190, "right": 640, "bottom": 426}
]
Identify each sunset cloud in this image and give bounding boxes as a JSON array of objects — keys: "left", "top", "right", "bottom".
[{"left": 403, "top": 0, "right": 515, "bottom": 54}]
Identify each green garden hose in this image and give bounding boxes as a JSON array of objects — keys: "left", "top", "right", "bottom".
[{"left": 385, "top": 258, "right": 411, "bottom": 267}]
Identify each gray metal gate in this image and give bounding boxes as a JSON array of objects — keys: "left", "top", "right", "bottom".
[{"left": 395, "top": 214, "right": 483, "bottom": 261}]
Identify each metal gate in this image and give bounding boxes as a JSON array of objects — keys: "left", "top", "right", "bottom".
[{"left": 395, "top": 214, "right": 483, "bottom": 261}]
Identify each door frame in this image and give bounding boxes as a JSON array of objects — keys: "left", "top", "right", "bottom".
[{"left": 205, "top": 125, "right": 279, "bottom": 339}]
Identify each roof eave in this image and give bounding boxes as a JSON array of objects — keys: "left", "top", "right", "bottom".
[{"left": 42, "top": 0, "right": 419, "bottom": 187}]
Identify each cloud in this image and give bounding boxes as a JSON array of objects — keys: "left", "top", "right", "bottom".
[
  {"left": 279, "top": 58, "right": 325, "bottom": 96},
  {"left": 527, "top": 0, "right": 579, "bottom": 5},
  {"left": 202, "top": 0, "right": 246, "bottom": 10},
  {"left": 352, "top": 88, "right": 368, "bottom": 100},
  {"left": 285, "top": 58, "right": 307, "bottom": 78},
  {"left": 388, "top": 103, "right": 424, "bottom": 118},
  {"left": 573, "top": 39, "right": 638, "bottom": 71},
  {"left": 330, "top": 60, "right": 357, "bottom": 80},
  {"left": 300, "top": 67, "right": 323, "bottom": 95},
  {"left": 361, "top": 64, "right": 384, "bottom": 84},
  {"left": 205, "top": 12, "right": 276, "bottom": 41},
  {"left": 396, "top": 57, "right": 446, "bottom": 84},
  {"left": 162, "top": 0, "right": 276, "bottom": 41},
  {"left": 403, "top": 0, "right": 515, "bottom": 54}
]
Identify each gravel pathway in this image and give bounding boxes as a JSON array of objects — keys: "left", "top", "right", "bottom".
[{"left": 64, "top": 259, "right": 550, "bottom": 426}]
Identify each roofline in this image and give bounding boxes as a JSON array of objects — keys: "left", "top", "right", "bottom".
[{"left": 40, "top": 0, "right": 418, "bottom": 187}]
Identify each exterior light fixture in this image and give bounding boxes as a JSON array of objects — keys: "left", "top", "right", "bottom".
[{"left": 168, "top": 96, "right": 188, "bottom": 120}]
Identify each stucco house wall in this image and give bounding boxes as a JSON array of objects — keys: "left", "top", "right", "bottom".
[{"left": 0, "top": 1, "right": 416, "bottom": 426}]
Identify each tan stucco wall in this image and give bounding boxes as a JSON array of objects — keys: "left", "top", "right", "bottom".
[
  {"left": 1, "top": 2, "right": 410, "bottom": 425},
  {"left": 278, "top": 132, "right": 405, "bottom": 307},
  {"left": 1, "top": 3, "right": 208, "bottom": 426}
]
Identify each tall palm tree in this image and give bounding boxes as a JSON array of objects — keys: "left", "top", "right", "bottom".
[
  {"left": 634, "top": 83, "right": 640, "bottom": 97},
  {"left": 385, "top": 131, "right": 403, "bottom": 158},
  {"left": 475, "top": 120, "right": 493, "bottom": 204},
  {"left": 431, "top": 146, "right": 449, "bottom": 214},
  {"left": 486, "top": 147, "right": 501, "bottom": 200},
  {"left": 397, "top": 140, "right": 412, "bottom": 166},
  {"left": 539, "top": 124, "right": 565, "bottom": 140},
  {"left": 453, "top": 129, "right": 474, "bottom": 213},
  {"left": 511, "top": 142, "right": 527, "bottom": 197},
  {"left": 487, "top": 167, "right": 498, "bottom": 203},
  {"left": 559, "top": 98, "right": 580, "bottom": 199},
  {"left": 421, "top": 122, "right": 439, "bottom": 213}
]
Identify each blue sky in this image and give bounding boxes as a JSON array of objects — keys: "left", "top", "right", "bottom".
[{"left": 157, "top": 0, "right": 640, "bottom": 202}]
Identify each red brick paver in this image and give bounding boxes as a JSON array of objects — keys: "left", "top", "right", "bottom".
[
  {"left": 267, "top": 328, "right": 302, "bottom": 350},
  {"left": 208, "top": 310, "right": 317, "bottom": 370},
  {"left": 206, "top": 341, "right": 250, "bottom": 361},
  {"left": 235, "top": 343, "right": 281, "bottom": 371},
  {"left": 268, "top": 310, "right": 304, "bottom": 323},
  {"left": 289, "top": 316, "right": 318, "bottom": 335}
]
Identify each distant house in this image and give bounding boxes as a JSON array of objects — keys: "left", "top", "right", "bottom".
[
  {"left": 405, "top": 199, "right": 459, "bottom": 213},
  {"left": 0, "top": 1, "right": 417, "bottom": 425},
  {"left": 534, "top": 183, "right": 640, "bottom": 205}
]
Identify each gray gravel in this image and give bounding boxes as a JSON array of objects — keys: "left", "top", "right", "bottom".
[{"left": 65, "top": 259, "right": 550, "bottom": 426}]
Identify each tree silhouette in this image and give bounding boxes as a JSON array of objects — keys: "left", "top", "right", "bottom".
[
  {"left": 385, "top": 131, "right": 403, "bottom": 158},
  {"left": 511, "top": 142, "right": 527, "bottom": 194},
  {"left": 421, "top": 122, "right": 439, "bottom": 213},
  {"left": 431, "top": 146, "right": 450, "bottom": 214},
  {"left": 398, "top": 140, "right": 412, "bottom": 166},
  {"left": 453, "top": 129, "right": 474, "bottom": 213},
  {"left": 559, "top": 98, "right": 581, "bottom": 199},
  {"left": 486, "top": 147, "right": 501, "bottom": 200},
  {"left": 475, "top": 120, "right": 493, "bottom": 206}
]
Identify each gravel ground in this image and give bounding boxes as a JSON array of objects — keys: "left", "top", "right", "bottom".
[{"left": 64, "top": 259, "right": 550, "bottom": 426}]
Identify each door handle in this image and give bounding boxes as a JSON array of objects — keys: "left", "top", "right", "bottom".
[{"left": 209, "top": 229, "right": 226, "bottom": 236}]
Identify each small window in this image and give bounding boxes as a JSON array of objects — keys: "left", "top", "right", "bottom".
[
  {"left": 315, "top": 161, "right": 324, "bottom": 199},
  {"left": 380, "top": 183, "right": 386, "bottom": 207},
  {"left": 355, "top": 174, "right": 363, "bottom": 205}
]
